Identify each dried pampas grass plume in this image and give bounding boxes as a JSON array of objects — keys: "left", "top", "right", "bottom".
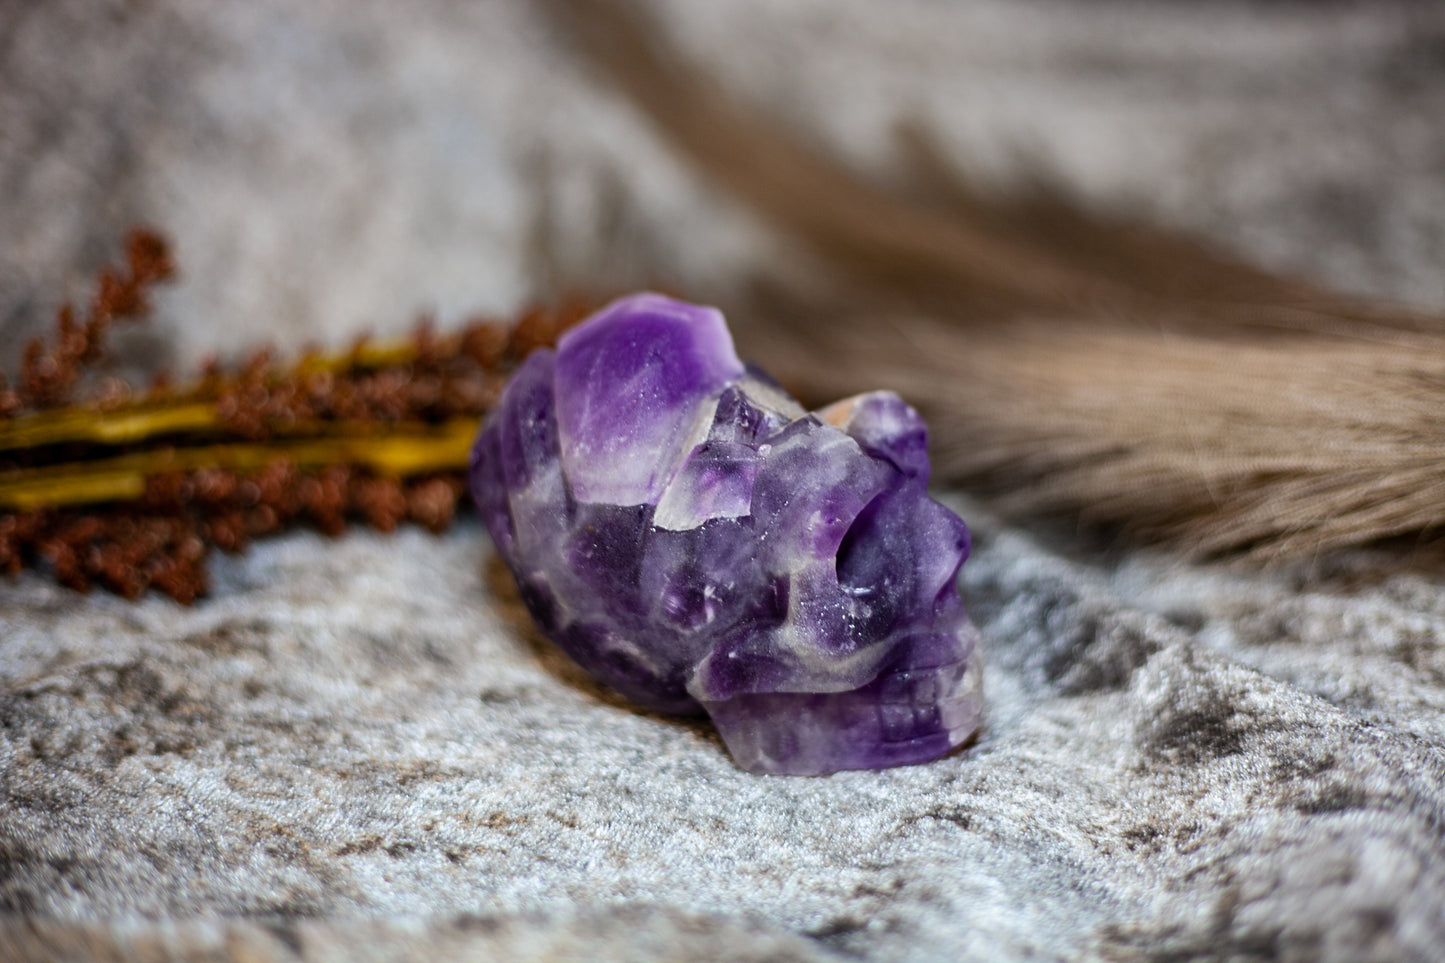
[
  {"left": 545, "top": 0, "right": 1445, "bottom": 560},
  {"left": 770, "top": 320, "right": 1445, "bottom": 559}
]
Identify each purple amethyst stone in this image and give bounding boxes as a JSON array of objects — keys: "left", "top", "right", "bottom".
[{"left": 469, "top": 294, "right": 983, "bottom": 775}]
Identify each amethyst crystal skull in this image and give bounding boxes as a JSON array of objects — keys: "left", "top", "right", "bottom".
[{"left": 469, "top": 294, "right": 983, "bottom": 775}]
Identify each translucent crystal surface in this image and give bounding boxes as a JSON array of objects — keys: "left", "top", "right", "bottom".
[{"left": 469, "top": 293, "right": 983, "bottom": 775}]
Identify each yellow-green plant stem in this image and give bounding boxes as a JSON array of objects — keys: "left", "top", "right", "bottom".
[
  {"left": 0, "top": 402, "right": 220, "bottom": 451},
  {"left": 0, "top": 335, "right": 443, "bottom": 453},
  {"left": 0, "top": 417, "right": 477, "bottom": 511}
]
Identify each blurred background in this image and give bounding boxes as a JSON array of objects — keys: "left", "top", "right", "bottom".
[
  {"left": 4, "top": 0, "right": 1444, "bottom": 366},
  {"left": 7, "top": 0, "right": 1445, "bottom": 561}
]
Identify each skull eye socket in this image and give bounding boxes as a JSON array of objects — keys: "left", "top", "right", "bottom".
[
  {"left": 834, "top": 492, "right": 908, "bottom": 642},
  {"left": 835, "top": 492, "right": 886, "bottom": 595}
]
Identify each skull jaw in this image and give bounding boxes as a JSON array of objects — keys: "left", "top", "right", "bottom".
[{"left": 701, "top": 627, "right": 985, "bottom": 776}]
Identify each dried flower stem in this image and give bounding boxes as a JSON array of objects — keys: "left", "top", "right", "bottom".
[
  {"left": 0, "top": 229, "right": 589, "bottom": 602},
  {"left": 0, "top": 418, "right": 477, "bottom": 511}
]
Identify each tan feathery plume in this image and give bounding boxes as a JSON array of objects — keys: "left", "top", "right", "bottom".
[{"left": 544, "top": 0, "right": 1445, "bottom": 560}]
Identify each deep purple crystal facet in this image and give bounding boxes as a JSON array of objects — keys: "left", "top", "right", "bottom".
[{"left": 469, "top": 293, "right": 983, "bottom": 775}]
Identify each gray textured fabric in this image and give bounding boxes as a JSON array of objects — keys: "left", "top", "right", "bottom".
[{"left": 4, "top": 2, "right": 1445, "bottom": 960}]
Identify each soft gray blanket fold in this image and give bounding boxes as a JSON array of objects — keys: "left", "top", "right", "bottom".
[{"left": 4, "top": 2, "right": 1445, "bottom": 960}]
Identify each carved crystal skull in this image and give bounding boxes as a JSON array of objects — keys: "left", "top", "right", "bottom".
[{"left": 470, "top": 293, "right": 983, "bottom": 775}]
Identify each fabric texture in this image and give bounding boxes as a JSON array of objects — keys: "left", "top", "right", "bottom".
[{"left": 3, "top": 2, "right": 1445, "bottom": 960}]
